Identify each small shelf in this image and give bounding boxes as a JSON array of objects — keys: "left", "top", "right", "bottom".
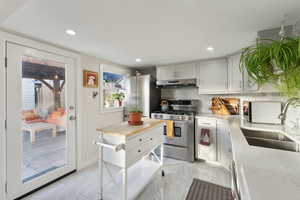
[{"left": 102, "top": 159, "right": 161, "bottom": 200}]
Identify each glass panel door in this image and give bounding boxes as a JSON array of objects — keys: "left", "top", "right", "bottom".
[
  {"left": 6, "top": 42, "right": 76, "bottom": 200},
  {"left": 21, "top": 56, "right": 67, "bottom": 182}
]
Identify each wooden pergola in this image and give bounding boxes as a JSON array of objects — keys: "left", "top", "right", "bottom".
[{"left": 22, "top": 61, "right": 65, "bottom": 109}]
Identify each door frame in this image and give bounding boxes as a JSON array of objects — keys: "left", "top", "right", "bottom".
[{"left": 0, "top": 30, "right": 83, "bottom": 200}]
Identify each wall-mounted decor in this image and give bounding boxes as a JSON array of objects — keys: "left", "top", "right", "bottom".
[{"left": 83, "top": 70, "right": 99, "bottom": 88}]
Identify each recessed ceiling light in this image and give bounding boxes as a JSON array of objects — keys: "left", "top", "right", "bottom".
[
  {"left": 135, "top": 58, "right": 141, "bottom": 62},
  {"left": 65, "top": 29, "right": 76, "bottom": 36},
  {"left": 206, "top": 46, "right": 214, "bottom": 51}
]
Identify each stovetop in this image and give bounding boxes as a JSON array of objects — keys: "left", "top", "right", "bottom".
[
  {"left": 152, "top": 110, "right": 195, "bottom": 116},
  {"left": 151, "top": 110, "right": 195, "bottom": 121}
]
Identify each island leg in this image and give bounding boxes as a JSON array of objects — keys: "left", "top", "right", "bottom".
[
  {"left": 99, "top": 133, "right": 104, "bottom": 200},
  {"left": 160, "top": 143, "right": 165, "bottom": 177},
  {"left": 122, "top": 168, "right": 127, "bottom": 200}
]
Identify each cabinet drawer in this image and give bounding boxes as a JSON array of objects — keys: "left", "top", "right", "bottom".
[
  {"left": 126, "top": 142, "right": 150, "bottom": 166},
  {"left": 126, "top": 126, "right": 163, "bottom": 149},
  {"left": 149, "top": 131, "right": 163, "bottom": 149},
  {"left": 126, "top": 132, "right": 148, "bottom": 150}
]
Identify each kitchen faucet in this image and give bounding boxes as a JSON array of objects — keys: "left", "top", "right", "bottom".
[{"left": 278, "top": 97, "right": 300, "bottom": 124}]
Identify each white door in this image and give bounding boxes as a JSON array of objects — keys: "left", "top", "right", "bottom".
[{"left": 6, "top": 42, "right": 76, "bottom": 200}]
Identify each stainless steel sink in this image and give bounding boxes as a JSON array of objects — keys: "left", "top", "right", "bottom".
[{"left": 241, "top": 128, "right": 299, "bottom": 152}]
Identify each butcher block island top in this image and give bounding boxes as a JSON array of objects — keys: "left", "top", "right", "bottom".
[{"left": 96, "top": 118, "right": 165, "bottom": 138}]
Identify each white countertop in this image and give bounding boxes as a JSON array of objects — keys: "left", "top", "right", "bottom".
[{"left": 196, "top": 114, "right": 300, "bottom": 200}]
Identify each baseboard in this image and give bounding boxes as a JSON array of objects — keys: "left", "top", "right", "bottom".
[{"left": 78, "top": 156, "right": 98, "bottom": 170}]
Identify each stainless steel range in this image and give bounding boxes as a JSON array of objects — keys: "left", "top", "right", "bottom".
[{"left": 151, "top": 100, "right": 199, "bottom": 162}]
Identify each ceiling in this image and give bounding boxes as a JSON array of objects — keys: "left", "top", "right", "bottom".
[{"left": 1, "top": 0, "right": 300, "bottom": 66}]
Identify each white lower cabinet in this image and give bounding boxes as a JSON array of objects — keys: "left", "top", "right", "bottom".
[
  {"left": 217, "top": 120, "right": 233, "bottom": 171},
  {"left": 196, "top": 116, "right": 233, "bottom": 170}
]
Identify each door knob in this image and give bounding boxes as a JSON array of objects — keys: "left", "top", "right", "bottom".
[{"left": 69, "top": 116, "right": 77, "bottom": 121}]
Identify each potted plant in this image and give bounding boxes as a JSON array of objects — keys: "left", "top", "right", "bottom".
[
  {"left": 128, "top": 108, "right": 143, "bottom": 125},
  {"left": 111, "top": 92, "right": 125, "bottom": 107},
  {"left": 240, "top": 36, "right": 300, "bottom": 98}
]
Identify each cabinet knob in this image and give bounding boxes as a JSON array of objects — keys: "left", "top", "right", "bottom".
[
  {"left": 138, "top": 149, "right": 141, "bottom": 153},
  {"left": 139, "top": 138, "right": 142, "bottom": 142},
  {"left": 150, "top": 138, "right": 153, "bottom": 141}
]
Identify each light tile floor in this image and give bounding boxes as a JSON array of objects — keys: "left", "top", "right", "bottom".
[
  {"left": 22, "top": 158, "right": 231, "bottom": 200},
  {"left": 23, "top": 129, "right": 66, "bottom": 181}
]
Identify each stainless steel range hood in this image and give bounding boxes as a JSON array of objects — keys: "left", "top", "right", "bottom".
[{"left": 156, "top": 79, "right": 197, "bottom": 88}]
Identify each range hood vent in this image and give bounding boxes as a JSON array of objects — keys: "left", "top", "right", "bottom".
[{"left": 156, "top": 79, "right": 197, "bottom": 88}]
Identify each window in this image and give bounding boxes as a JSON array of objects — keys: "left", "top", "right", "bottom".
[{"left": 102, "top": 71, "right": 127, "bottom": 110}]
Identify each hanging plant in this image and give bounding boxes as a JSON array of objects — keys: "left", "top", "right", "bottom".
[
  {"left": 240, "top": 36, "right": 300, "bottom": 98},
  {"left": 240, "top": 39, "right": 277, "bottom": 85}
]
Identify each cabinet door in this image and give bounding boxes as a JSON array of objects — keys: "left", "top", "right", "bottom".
[
  {"left": 242, "top": 66, "right": 259, "bottom": 92},
  {"left": 198, "top": 59, "right": 228, "bottom": 93},
  {"left": 173, "top": 63, "right": 197, "bottom": 79},
  {"left": 156, "top": 65, "right": 175, "bottom": 80},
  {"left": 228, "top": 54, "right": 243, "bottom": 93},
  {"left": 243, "top": 66, "right": 278, "bottom": 93},
  {"left": 217, "top": 120, "right": 232, "bottom": 171}
]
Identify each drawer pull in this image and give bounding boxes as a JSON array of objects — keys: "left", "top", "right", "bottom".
[{"left": 138, "top": 149, "right": 141, "bottom": 153}]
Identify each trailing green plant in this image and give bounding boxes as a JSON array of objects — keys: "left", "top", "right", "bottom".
[
  {"left": 240, "top": 39, "right": 276, "bottom": 85},
  {"left": 240, "top": 36, "right": 300, "bottom": 98}
]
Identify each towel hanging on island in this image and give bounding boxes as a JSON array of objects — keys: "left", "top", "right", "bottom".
[{"left": 166, "top": 120, "right": 174, "bottom": 138}]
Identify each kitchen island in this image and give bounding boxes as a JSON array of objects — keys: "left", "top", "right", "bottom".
[{"left": 95, "top": 118, "right": 165, "bottom": 200}]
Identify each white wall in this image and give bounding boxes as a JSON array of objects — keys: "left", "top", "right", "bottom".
[{"left": 78, "top": 54, "right": 132, "bottom": 168}]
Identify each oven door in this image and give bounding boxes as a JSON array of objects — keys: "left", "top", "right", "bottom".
[{"left": 164, "top": 121, "right": 189, "bottom": 147}]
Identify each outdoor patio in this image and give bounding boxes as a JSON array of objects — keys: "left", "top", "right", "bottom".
[{"left": 22, "top": 129, "right": 66, "bottom": 182}]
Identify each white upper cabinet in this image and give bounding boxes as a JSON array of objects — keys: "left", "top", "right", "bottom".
[
  {"left": 156, "top": 63, "right": 197, "bottom": 80},
  {"left": 242, "top": 64, "right": 278, "bottom": 93},
  {"left": 242, "top": 67, "right": 259, "bottom": 92},
  {"left": 156, "top": 65, "right": 175, "bottom": 80},
  {"left": 197, "top": 58, "right": 228, "bottom": 94},
  {"left": 227, "top": 54, "right": 243, "bottom": 93},
  {"left": 173, "top": 63, "right": 197, "bottom": 79}
]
